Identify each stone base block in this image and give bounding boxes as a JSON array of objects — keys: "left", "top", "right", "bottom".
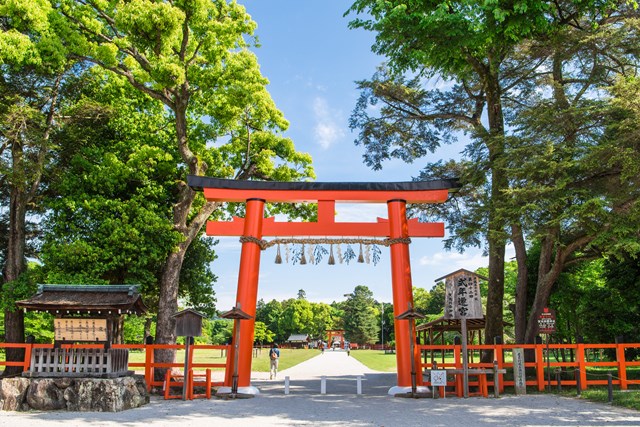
[{"left": 0, "top": 375, "right": 149, "bottom": 412}]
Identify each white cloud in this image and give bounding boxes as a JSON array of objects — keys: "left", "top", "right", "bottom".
[
  {"left": 419, "top": 251, "right": 488, "bottom": 272},
  {"left": 418, "top": 244, "right": 516, "bottom": 278},
  {"left": 334, "top": 203, "right": 388, "bottom": 223},
  {"left": 312, "top": 97, "right": 345, "bottom": 149}
]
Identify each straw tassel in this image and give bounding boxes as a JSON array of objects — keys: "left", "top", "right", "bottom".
[
  {"left": 357, "top": 243, "right": 365, "bottom": 263},
  {"left": 328, "top": 244, "right": 335, "bottom": 265},
  {"left": 275, "top": 243, "right": 282, "bottom": 264},
  {"left": 300, "top": 244, "right": 307, "bottom": 265}
]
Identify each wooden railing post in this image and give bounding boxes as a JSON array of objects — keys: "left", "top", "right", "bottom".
[
  {"left": 189, "top": 340, "right": 195, "bottom": 370},
  {"left": 617, "top": 343, "right": 628, "bottom": 390},
  {"left": 23, "top": 341, "right": 34, "bottom": 372},
  {"left": 224, "top": 344, "right": 233, "bottom": 386},
  {"left": 145, "top": 343, "right": 154, "bottom": 392},
  {"left": 454, "top": 342, "right": 463, "bottom": 397},
  {"left": 494, "top": 342, "right": 505, "bottom": 393},
  {"left": 536, "top": 343, "right": 545, "bottom": 392},
  {"left": 576, "top": 342, "right": 587, "bottom": 391}
]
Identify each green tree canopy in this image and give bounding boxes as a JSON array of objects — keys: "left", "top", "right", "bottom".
[
  {"left": 347, "top": 0, "right": 640, "bottom": 344},
  {"left": 343, "top": 285, "right": 379, "bottom": 344},
  {"left": 36, "top": 1, "right": 315, "bottom": 368}
]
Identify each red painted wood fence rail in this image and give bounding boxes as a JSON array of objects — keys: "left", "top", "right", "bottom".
[
  {"left": 2, "top": 342, "right": 639, "bottom": 393},
  {"left": 0, "top": 342, "right": 231, "bottom": 392}
]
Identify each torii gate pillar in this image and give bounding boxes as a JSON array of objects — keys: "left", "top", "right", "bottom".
[
  {"left": 225, "top": 198, "right": 265, "bottom": 394},
  {"left": 387, "top": 200, "right": 417, "bottom": 390}
]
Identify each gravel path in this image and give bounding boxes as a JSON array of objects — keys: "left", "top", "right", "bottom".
[{"left": 2, "top": 350, "right": 640, "bottom": 426}]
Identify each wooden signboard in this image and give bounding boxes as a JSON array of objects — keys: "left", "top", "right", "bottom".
[
  {"left": 54, "top": 318, "right": 108, "bottom": 342},
  {"left": 440, "top": 269, "right": 485, "bottom": 398},
  {"left": 443, "top": 271, "right": 483, "bottom": 320}
]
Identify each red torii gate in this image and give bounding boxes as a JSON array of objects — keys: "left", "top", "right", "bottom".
[{"left": 189, "top": 176, "right": 458, "bottom": 395}]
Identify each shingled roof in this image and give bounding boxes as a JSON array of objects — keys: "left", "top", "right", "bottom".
[{"left": 16, "top": 284, "right": 148, "bottom": 316}]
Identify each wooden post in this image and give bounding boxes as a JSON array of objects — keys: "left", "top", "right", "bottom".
[
  {"left": 546, "top": 334, "right": 551, "bottom": 391},
  {"left": 454, "top": 341, "right": 463, "bottom": 397},
  {"left": 182, "top": 338, "right": 191, "bottom": 400},
  {"left": 608, "top": 372, "right": 613, "bottom": 403},
  {"left": 461, "top": 318, "right": 469, "bottom": 398},
  {"left": 145, "top": 342, "right": 154, "bottom": 392},
  {"left": 495, "top": 342, "right": 505, "bottom": 393},
  {"left": 576, "top": 342, "right": 587, "bottom": 391},
  {"left": 23, "top": 341, "right": 33, "bottom": 372},
  {"left": 493, "top": 360, "right": 500, "bottom": 398},
  {"left": 616, "top": 343, "right": 628, "bottom": 390},
  {"left": 232, "top": 318, "right": 241, "bottom": 395},
  {"left": 409, "top": 316, "right": 417, "bottom": 394},
  {"left": 536, "top": 342, "right": 545, "bottom": 392}
]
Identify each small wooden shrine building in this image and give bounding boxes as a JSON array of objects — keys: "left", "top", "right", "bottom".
[
  {"left": 286, "top": 334, "right": 310, "bottom": 349},
  {"left": 17, "top": 284, "right": 147, "bottom": 345},
  {"left": 416, "top": 316, "right": 488, "bottom": 346}
]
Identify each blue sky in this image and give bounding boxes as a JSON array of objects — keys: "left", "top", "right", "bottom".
[{"left": 211, "top": 1, "right": 493, "bottom": 311}]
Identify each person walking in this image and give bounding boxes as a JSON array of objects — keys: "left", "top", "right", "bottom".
[{"left": 269, "top": 343, "right": 280, "bottom": 380}]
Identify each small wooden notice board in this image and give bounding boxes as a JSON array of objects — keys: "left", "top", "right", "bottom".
[{"left": 54, "top": 318, "right": 108, "bottom": 342}]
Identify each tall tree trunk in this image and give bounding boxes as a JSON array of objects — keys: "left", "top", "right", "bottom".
[
  {"left": 1, "top": 74, "right": 61, "bottom": 376},
  {"left": 2, "top": 185, "right": 27, "bottom": 376},
  {"left": 144, "top": 317, "right": 153, "bottom": 342},
  {"left": 524, "top": 234, "right": 555, "bottom": 343},
  {"left": 154, "top": 249, "right": 186, "bottom": 381},
  {"left": 524, "top": 233, "right": 593, "bottom": 343},
  {"left": 483, "top": 61, "right": 507, "bottom": 346},
  {"left": 152, "top": 89, "right": 226, "bottom": 381},
  {"left": 511, "top": 223, "right": 529, "bottom": 343}
]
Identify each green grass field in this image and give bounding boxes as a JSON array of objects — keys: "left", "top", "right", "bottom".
[
  {"left": 568, "top": 389, "right": 640, "bottom": 411},
  {"left": 251, "top": 348, "right": 320, "bottom": 372},
  {"left": 349, "top": 349, "right": 398, "bottom": 372},
  {"left": 127, "top": 347, "right": 320, "bottom": 372}
]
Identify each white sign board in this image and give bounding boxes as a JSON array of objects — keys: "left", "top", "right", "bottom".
[
  {"left": 430, "top": 370, "right": 447, "bottom": 387},
  {"left": 444, "top": 271, "right": 483, "bottom": 319}
]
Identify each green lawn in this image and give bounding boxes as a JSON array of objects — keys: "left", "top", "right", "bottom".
[
  {"left": 573, "top": 389, "right": 640, "bottom": 411},
  {"left": 349, "top": 349, "right": 398, "bottom": 372},
  {"left": 252, "top": 348, "right": 320, "bottom": 372},
  {"left": 127, "top": 347, "right": 320, "bottom": 372}
]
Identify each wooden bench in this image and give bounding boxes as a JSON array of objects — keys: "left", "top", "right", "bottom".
[{"left": 164, "top": 369, "right": 212, "bottom": 400}]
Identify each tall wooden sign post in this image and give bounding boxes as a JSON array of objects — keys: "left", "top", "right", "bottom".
[
  {"left": 173, "top": 309, "right": 206, "bottom": 400},
  {"left": 189, "top": 175, "right": 458, "bottom": 395},
  {"left": 438, "top": 269, "right": 485, "bottom": 398},
  {"left": 538, "top": 307, "right": 556, "bottom": 391}
]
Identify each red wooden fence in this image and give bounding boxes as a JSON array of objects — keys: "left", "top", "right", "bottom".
[
  {"left": 0, "top": 342, "right": 231, "bottom": 391},
  {"left": 417, "top": 342, "right": 640, "bottom": 392},
  {"left": 2, "top": 342, "right": 639, "bottom": 393}
]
